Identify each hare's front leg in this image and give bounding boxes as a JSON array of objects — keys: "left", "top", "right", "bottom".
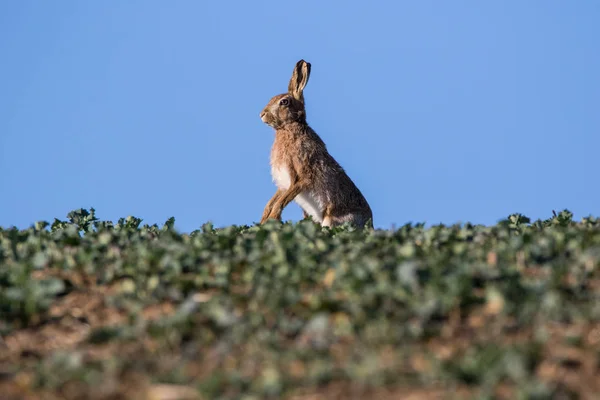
[
  {"left": 269, "top": 179, "right": 309, "bottom": 221},
  {"left": 261, "top": 189, "right": 284, "bottom": 224}
]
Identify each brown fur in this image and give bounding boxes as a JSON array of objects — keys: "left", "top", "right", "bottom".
[{"left": 259, "top": 60, "right": 372, "bottom": 228}]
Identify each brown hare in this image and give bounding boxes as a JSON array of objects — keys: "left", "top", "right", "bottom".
[{"left": 259, "top": 59, "right": 372, "bottom": 228}]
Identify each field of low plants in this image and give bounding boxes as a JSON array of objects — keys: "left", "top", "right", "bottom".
[{"left": 1, "top": 208, "right": 600, "bottom": 399}]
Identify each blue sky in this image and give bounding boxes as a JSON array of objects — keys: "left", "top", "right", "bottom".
[{"left": 1, "top": 1, "right": 599, "bottom": 231}]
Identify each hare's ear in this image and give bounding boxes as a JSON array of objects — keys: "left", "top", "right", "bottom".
[{"left": 288, "top": 60, "right": 311, "bottom": 102}]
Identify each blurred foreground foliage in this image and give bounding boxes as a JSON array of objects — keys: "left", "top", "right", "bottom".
[{"left": 1, "top": 209, "right": 600, "bottom": 399}]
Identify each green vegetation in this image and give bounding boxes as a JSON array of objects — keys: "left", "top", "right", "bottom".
[{"left": 1, "top": 209, "right": 600, "bottom": 399}]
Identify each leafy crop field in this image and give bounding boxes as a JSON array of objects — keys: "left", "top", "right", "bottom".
[{"left": 1, "top": 209, "right": 600, "bottom": 399}]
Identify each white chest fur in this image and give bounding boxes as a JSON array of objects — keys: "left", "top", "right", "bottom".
[
  {"left": 271, "top": 165, "right": 291, "bottom": 189},
  {"left": 270, "top": 164, "right": 324, "bottom": 223}
]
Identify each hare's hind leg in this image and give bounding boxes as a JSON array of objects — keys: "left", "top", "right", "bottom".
[
  {"left": 323, "top": 209, "right": 371, "bottom": 228},
  {"left": 347, "top": 213, "right": 371, "bottom": 228}
]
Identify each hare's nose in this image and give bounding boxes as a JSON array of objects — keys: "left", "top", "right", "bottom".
[{"left": 260, "top": 111, "right": 266, "bottom": 118}]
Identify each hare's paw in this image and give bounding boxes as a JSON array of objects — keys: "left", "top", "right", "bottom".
[
  {"left": 260, "top": 215, "right": 281, "bottom": 225},
  {"left": 268, "top": 210, "right": 283, "bottom": 221},
  {"left": 260, "top": 213, "right": 274, "bottom": 224},
  {"left": 260, "top": 207, "right": 281, "bottom": 224},
  {"left": 260, "top": 212, "right": 270, "bottom": 224},
  {"left": 261, "top": 204, "right": 275, "bottom": 224}
]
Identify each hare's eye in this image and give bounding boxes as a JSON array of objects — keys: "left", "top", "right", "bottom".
[{"left": 279, "top": 98, "right": 289, "bottom": 106}]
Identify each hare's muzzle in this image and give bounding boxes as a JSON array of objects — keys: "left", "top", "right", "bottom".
[{"left": 260, "top": 111, "right": 267, "bottom": 123}]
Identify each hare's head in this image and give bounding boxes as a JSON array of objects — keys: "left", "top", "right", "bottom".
[{"left": 260, "top": 60, "right": 311, "bottom": 129}]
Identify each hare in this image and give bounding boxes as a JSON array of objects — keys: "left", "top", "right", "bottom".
[{"left": 259, "top": 59, "right": 373, "bottom": 228}]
